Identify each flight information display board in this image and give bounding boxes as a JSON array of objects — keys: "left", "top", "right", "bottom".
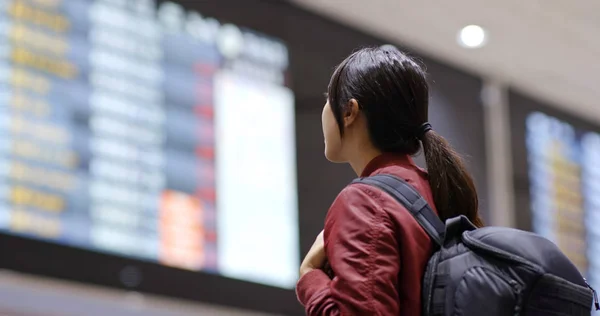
[
  {"left": 0, "top": 0, "right": 298, "bottom": 289},
  {"left": 512, "top": 92, "right": 599, "bottom": 294}
]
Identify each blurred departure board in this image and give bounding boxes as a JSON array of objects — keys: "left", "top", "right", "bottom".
[
  {"left": 526, "top": 111, "right": 599, "bottom": 290},
  {"left": 0, "top": 0, "right": 298, "bottom": 289}
]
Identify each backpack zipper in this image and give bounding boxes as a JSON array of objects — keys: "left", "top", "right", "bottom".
[
  {"left": 423, "top": 252, "right": 440, "bottom": 316},
  {"left": 509, "top": 280, "right": 523, "bottom": 316},
  {"left": 584, "top": 278, "right": 599, "bottom": 311},
  {"left": 462, "top": 233, "right": 542, "bottom": 272}
]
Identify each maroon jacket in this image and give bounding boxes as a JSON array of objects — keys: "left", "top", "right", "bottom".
[{"left": 296, "top": 153, "right": 437, "bottom": 315}]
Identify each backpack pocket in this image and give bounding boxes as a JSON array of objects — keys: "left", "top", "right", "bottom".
[
  {"left": 525, "top": 274, "right": 593, "bottom": 316},
  {"left": 453, "top": 267, "right": 522, "bottom": 316}
]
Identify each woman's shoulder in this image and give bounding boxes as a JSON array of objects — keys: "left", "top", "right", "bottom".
[
  {"left": 326, "top": 183, "right": 392, "bottom": 225},
  {"left": 328, "top": 179, "right": 431, "bottom": 231},
  {"left": 333, "top": 182, "right": 386, "bottom": 207}
]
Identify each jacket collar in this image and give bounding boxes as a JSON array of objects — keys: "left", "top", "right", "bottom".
[{"left": 360, "top": 153, "right": 420, "bottom": 178}]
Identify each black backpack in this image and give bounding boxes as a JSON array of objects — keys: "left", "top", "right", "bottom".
[{"left": 353, "top": 174, "right": 599, "bottom": 316}]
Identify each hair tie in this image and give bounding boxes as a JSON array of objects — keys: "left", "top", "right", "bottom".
[{"left": 417, "top": 122, "right": 433, "bottom": 140}]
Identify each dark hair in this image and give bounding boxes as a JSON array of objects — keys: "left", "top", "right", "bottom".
[{"left": 328, "top": 45, "right": 484, "bottom": 227}]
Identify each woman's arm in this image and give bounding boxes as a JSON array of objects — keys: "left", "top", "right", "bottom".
[{"left": 296, "top": 185, "right": 401, "bottom": 315}]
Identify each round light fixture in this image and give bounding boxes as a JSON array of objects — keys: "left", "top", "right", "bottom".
[{"left": 458, "top": 25, "right": 487, "bottom": 49}]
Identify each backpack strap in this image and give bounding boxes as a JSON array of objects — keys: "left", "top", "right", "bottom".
[{"left": 352, "top": 174, "right": 445, "bottom": 247}]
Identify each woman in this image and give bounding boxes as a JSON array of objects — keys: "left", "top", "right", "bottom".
[{"left": 296, "top": 46, "right": 484, "bottom": 315}]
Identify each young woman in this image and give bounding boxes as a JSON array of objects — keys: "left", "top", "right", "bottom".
[{"left": 296, "top": 46, "right": 484, "bottom": 315}]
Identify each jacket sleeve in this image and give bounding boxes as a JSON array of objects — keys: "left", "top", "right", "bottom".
[{"left": 296, "top": 184, "right": 401, "bottom": 315}]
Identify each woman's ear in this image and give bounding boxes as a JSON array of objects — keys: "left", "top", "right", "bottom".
[{"left": 343, "top": 98, "right": 361, "bottom": 127}]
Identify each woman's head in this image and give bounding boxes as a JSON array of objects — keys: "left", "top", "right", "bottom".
[
  {"left": 323, "top": 45, "right": 483, "bottom": 227},
  {"left": 323, "top": 45, "right": 427, "bottom": 160}
]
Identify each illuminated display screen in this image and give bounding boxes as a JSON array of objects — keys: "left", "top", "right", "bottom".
[
  {"left": 524, "top": 111, "right": 599, "bottom": 292},
  {"left": 0, "top": 0, "right": 298, "bottom": 289}
]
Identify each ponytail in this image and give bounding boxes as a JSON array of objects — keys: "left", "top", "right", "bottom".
[{"left": 421, "top": 130, "right": 484, "bottom": 227}]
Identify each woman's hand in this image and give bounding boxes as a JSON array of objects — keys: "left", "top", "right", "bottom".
[{"left": 300, "top": 230, "right": 327, "bottom": 277}]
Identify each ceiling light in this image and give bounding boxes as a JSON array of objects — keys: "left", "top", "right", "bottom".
[{"left": 458, "top": 25, "right": 487, "bottom": 49}]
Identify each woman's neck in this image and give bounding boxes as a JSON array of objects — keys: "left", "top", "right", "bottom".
[{"left": 348, "top": 146, "right": 383, "bottom": 176}]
